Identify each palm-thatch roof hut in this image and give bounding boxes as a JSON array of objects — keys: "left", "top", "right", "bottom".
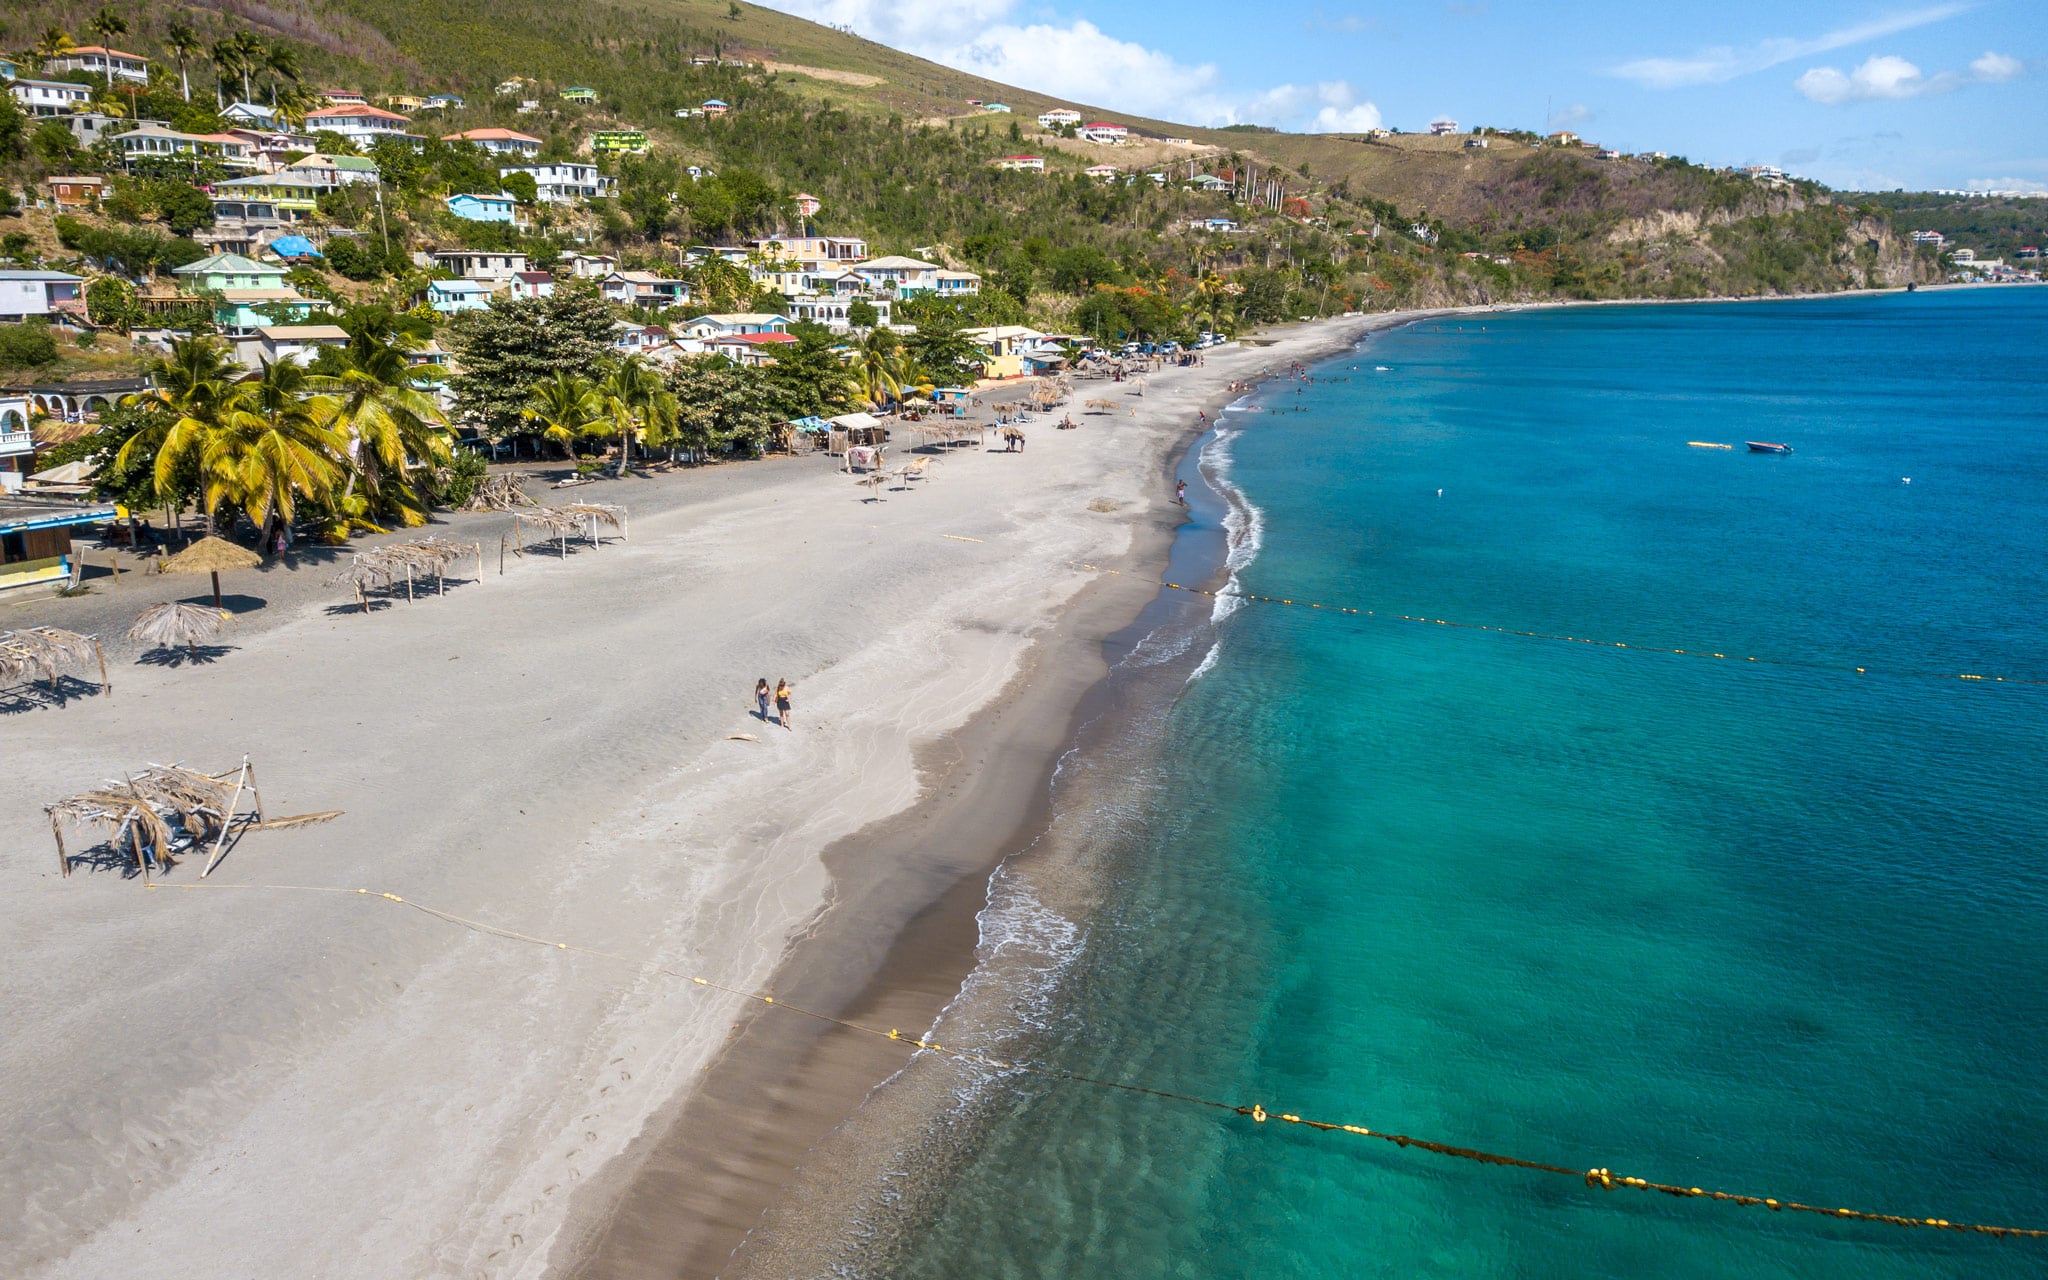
[
  {"left": 46, "top": 757, "right": 340, "bottom": 878},
  {"left": 332, "top": 536, "right": 484, "bottom": 610},
  {"left": 160, "top": 536, "right": 263, "bottom": 608}
]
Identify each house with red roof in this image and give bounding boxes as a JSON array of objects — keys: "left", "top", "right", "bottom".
[
  {"left": 45, "top": 45, "right": 149, "bottom": 84},
  {"left": 443, "top": 127, "right": 543, "bottom": 158},
  {"left": 305, "top": 104, "right": 412, "bottom": 147}
]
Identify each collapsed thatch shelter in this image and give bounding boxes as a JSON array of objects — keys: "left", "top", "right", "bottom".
[
  {"left": 129, "top": 602, "right": 230, "bottom": 658},
  {"left": 459, "top": 473, "right": 538, "bottom": 512},
  {"left": 160, "top": 535, "right": 263, "bottom": 609},
  {"left": 47, "top": 757, "right": 341, "bottom": 879},
  {"left": 0, "top": 626, "right": 109, "bottom": 696},
  {"left": 510, "top": 505, "right": 626, "bottom": 558}
]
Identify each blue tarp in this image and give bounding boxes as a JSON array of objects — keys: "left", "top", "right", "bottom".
[
  {"left": 790, "top": 415, "right": 832, "bottom": 433},
  {"left": 269, "top": 235, "right": 323, "bottom": 260}
]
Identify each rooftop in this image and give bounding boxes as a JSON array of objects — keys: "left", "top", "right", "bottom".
[{"left": 256, "top": 325, "right": 349, "bottom": 341}]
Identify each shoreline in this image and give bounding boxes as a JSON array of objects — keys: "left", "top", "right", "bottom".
[{"left": 554, "top": 312, "right": 1426, "bottom": 1279}]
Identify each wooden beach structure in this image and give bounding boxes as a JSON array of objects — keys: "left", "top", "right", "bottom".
[
  {"left": 334, "top": 536, "right": 485, "bottom": 611},
  {"left": 45, "top": 756, "right": 341, "bottom": 879},
  {"left": 0, "top": 626, "right": 109, "bottom": 699},
  {"left": 159, "top": 535, "right": 263, "bottom": 609},
  {"left": 128, "top": 602, "right": 230, "bottom": 659}
]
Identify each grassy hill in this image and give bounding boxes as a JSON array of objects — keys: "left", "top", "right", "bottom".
[{"left": 2, "top": 0, "right": 1940, "bottom": 334}]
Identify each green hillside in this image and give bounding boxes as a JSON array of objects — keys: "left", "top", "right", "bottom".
[{"left": 2, "top": 0, "right": 1939, "bottom": 345}]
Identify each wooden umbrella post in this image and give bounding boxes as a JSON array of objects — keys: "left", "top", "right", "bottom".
[
  {"left": 52, "top": 814, "right": 69, "bottom": 877},
  {"left": 210, "top": 569, "right": 223, "bottom": 609},
  {"left": 92, "top": 638, "right": 109, "bottom": 699},
  {"left": 201, "top": 756, "right": 251, "bottom": 878}
]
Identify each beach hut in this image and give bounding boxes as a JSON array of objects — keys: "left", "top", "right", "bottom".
[
  {"left": 160, "top": 535, "right": 263, "bottom": 609},
  {"left": 0, "top": 626, "right": 109, "bottom": 698}
]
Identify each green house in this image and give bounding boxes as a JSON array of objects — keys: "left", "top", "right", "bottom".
[
  {"left": 171, "top": 253, "right": 312, "bottom": 333},
  {"left": 590, "top": 130, "right": 648, "bottom": 154},
  {"left": 560, "top": 86, "right": 597, "bottom": 103}
]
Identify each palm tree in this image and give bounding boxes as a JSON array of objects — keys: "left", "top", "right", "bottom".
[
  {"left": 849, "top": 328, "right": 907, "bottom": 409},
  {"left": 87, "top": 7, "right": 127, "bottom": 50},
  {"left": 520, "top": 372, "right": 612, "bottom": 459},
  {"left": 119, "top": 337, "right": 241, "bottom": 520},
  {"left": 164, "top": 21, "right": 201, "bottom": 102},
  {"left": 596, "top": 356, "right": 676, "bottom": 475},
  {"left": 309, "top": 327, "right": 450, "bottom": 525},
  {"left": 210, "top": 31, "right": 261, "bottom": 107},
  {"left": 35, "top": 27, "right": 77, "bottom": 65},
  {"left": 263, "top": 41, "right": 301, "bottom": 107},
  {"left": 208, "top": 37, "right": 242, "bottom": 109},
  {"left": 200, "top": 360, "right": 347, "bottom": 550}
]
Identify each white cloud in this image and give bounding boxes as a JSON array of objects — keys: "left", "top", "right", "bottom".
[
  {"left": 1609, "top": 4, "right": 1968, "bottom": 89},
  {"left": 1795, "top": 48, "right": 2029, "bottom": 103},
  {"left": 750, "top": 0, "right": 1381, "bottom": 132},
  {"left": 1796, "top": 54, "right": 1926, "bottom": 102},
  {"left": 1548, "top": 102, "right": 1593, "bottom": 129},
  {"left": 1969, "top": 51, "right": 2023, "bottom": 81}
]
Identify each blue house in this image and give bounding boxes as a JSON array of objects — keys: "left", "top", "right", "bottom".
[
  {"left": 427, "top": 280, "right": 493, "bottom": 314},
  {"left": 445, "top": 192, "right": 517, "bottom": 223}
]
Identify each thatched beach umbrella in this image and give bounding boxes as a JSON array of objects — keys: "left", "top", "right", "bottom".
[
  {"left": 161, "top": 536, "right": 263, "bottom": 609},
  {"left": 0, "top": 626, "right": 110, "bottom": 696},
  {"left": 129, "top": 602, "right": 230, "bottom": 658}
]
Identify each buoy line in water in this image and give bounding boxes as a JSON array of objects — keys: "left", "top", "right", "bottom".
[
  {"left": 147, "top": 881, "right": 2048, "bottom": 1243},
  {"left": 1066, "top": 561, "right": 2048, "bottom": 688}
]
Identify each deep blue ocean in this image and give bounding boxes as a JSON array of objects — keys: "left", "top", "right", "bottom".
[{"left": 888, "top": 289, "right": 2048, "bottom": 1279}]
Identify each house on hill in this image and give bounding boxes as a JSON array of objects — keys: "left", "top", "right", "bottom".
[
  {"left": 0, "top": 270, "right": 84, "bottom": 323},
  {"left": 116, "top": 125, "right": 261, "bottom": 172},
  {"left": 499, "top": 162, "right": 615, "bottom": 202},
  {"left": 1038, "top": 108, "right": 1082, "bottom": 129},
  {"left": 509, "top": 271, "right": 555, "bottom": 301},
  {"left": 321, "top": 89, "right": 369, "bottom": 106},
  {"left": 305, "top": 104, "right": 412, "bottom": 147},
  {"left": 222, "top": 101, "right": 280, "bottom": 127},
  {"left": 427, "top": 280, "right": 493, "bottom": 314},
  {"left": 173, "top": 253, "right": 311, "bottom": 333},
  {"left": 1078, "top": 122, "right": 1129, "bottom": 144},
  {"left": 992, "top": 155, "right": 1045, "bottom": 171},
  {"left": 590, "top": 130, "right": 648, "bottom": 155},
  {"left": 1188, "top": 173, "right": 1229, "bottom": 192},
  {"left": 424, "top": 94, "right": 465, "bottom": 111},
  {"left": 562, "top": 252, "right": 618, "bottom": 279},
  {"left": 1546, "top": 130, "right": 1581, "bottom": 146},
  {"left": 982, "top": 102, "right": 1011, "bottom": 113},
  {"left": 1085, "top": 164, "right": 1121, "bottom": 181},
  {"left": 431, "top": 249, "right": 529, "bottom": 282},
  {"left": 560, "top": 86, "right": 598, "bottom": 104},
  {"left": 445, "top": 193, "right": 519, "bottom": 224},
  {"left": 1429, "top": 117, "right": 1458, "bottom": 135},
  {"left": 8, "top": 80, "right": 93, "bottom": 117},
  {"left": 792, "top": 191, "right": 822, "bottom": 217},
  {"left": 445, "top": 128, "right": 543, "bottom": 158},
  {"left": 851, "top": 255, "right": 943, "bottom": 294},
  {"left": 702, "top": 332, "right": 794, "bottom": 366},
  {"left": 45, "top": 176, "right": 106, "bottom": 210},
  {"left": 278, "top": 153, "right": 381, "bottom": 190},
  {"left": 682, "top": 313, "right": 790, "bottom": 339},
  {"left": 600, "top": 271, "right": 692, "bottom": 309},
  {"left": 44, "top": 45, "right": 149, "bottom": 84},
  {"left": 701, "top": 99, "right": 730, "bottom": 117}
]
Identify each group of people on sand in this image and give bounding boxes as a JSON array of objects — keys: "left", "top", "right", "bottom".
[{"left": 754, "top": 677, "right": 795, "bottom": 730}]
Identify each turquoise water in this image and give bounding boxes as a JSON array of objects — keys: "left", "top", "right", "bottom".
[{"left": 890, "top": 290, "right": 2048, "bottom": 1279}]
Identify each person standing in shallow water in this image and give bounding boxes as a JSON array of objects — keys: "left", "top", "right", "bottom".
[
  {"left": 775, "top": 679, "right": 793, "bottom": 730},
  {"left": 755, "top": 678, "right": 771, "bottom": 723}
]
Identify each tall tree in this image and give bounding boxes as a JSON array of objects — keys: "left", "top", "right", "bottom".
[
  {"left": 309, "top": 325, "right": 450, "bottom": 525},
  {"left": 596, "top": 356, "right": 676, "bottom": 474},
  {"left": 204, "top": 359, "right": 347, "bottom": 548},
  {"left": 849, "top": 328, "right": 908, "bottom": 409},
  {"left": 35, "top": 27, "right": 77, "bottom": 63},
  {"left": 164, "top": 21, "right": 201, "bottom": 102},
  {"left": 86, "top": 7, "right": 127, "bottom": 50},
  {"left": 447, "top": 286, "right": 618, "bottom": 440},
  {"left": 520, "top": 372, "right": 611, "bottom": 457},
  {"left": 263, "top": 41, "right": 301, "bottom": 107}
]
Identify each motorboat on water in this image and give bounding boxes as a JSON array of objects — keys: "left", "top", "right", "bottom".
[{"left": 1746, "top": 441, "right": 1794, "bottom": 454}]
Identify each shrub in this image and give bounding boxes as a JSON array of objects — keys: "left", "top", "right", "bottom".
[{"left": 0, "top": 323, "right": 61, "bottom": 370}]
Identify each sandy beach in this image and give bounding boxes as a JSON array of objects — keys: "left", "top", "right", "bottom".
[{"left": 0, "top": 314, "right": 1400, "bottom": 1279}]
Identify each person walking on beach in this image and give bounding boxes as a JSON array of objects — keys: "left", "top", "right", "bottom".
[
  {"left": 755, "top": 677, "right": 772, "bottom": 723},
  {"left": 774, "top": 679, "right": 794, "bottom": 730},
  {"left": 1175, "top": 479, "right": 1188, "bottom": 507}
]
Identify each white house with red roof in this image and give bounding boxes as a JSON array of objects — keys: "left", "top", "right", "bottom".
[
  {"left": 305, "top": 104, "right": 412, "bottom": 147},
  {"left": 792, "top": 191, "right": 822, "bottom": 217},
  {"left": 44, "top": 45, "right": 149, "bottom": 84},
  {"left": 1077, "top": 122, "right": 1129, "bottom": 144},
  {"left": 444, "top": 127, "right": 543, "bottom": 158}
]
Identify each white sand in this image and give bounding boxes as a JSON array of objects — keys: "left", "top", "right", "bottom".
[{"left": 0, "top": 320, "right": 1378, "bottom": 1278}]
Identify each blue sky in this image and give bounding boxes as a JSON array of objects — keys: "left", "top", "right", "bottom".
[{"left": 753, "top": 0, "right": 2044, "bottom": 191}]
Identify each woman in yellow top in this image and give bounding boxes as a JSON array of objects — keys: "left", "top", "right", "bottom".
[{"left": 774, "top": 679, "right": 794, "bottom": 730}]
